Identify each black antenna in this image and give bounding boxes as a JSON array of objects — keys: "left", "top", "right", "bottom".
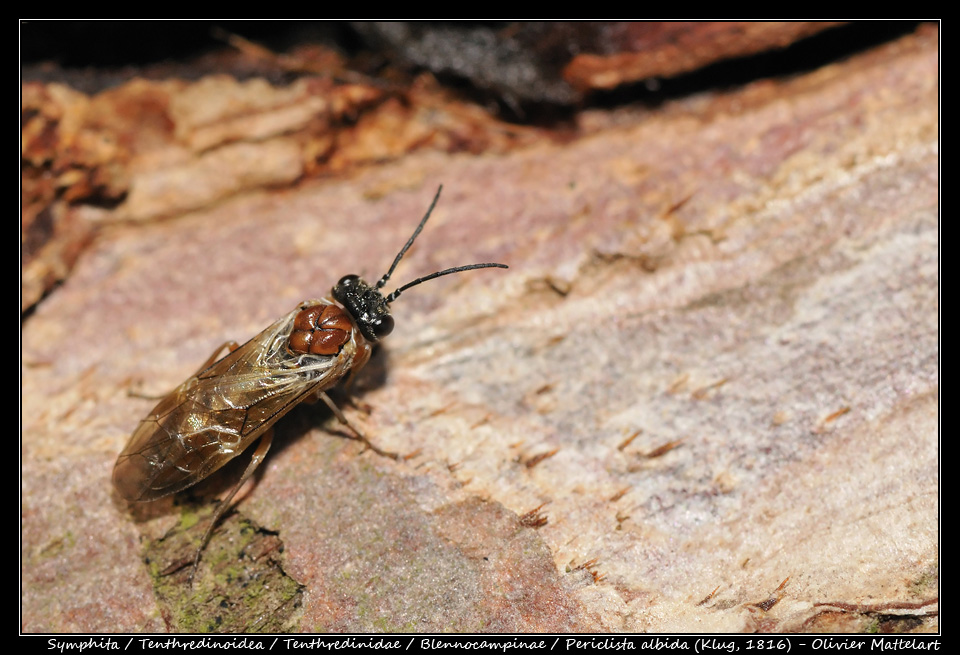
[
  {"left": 386, "top": 263, "right": 509, "bottom": 303},
  {"left": 376, "top": 185, "right": 508, "bottom": 303},
  {"left": 376, "top": 186, "right": 444, "bottom": 290}
]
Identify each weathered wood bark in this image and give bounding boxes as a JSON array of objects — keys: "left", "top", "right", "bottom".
[{"left": 21, "top": 25, "right": 937, "bottom": 632}]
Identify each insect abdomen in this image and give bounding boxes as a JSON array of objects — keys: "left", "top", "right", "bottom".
[{"left": 113, "top": 393, "right": 244, "bottom": 501}]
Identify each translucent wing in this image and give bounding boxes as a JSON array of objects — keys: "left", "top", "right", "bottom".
[{"left": 113, "top": 302, "right": 356, "bottom": 501}]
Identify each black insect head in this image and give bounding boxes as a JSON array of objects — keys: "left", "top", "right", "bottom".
[{"left": 331, "top": 185, "right": 507, "bottom": 343}]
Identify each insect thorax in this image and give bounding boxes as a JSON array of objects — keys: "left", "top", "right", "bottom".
[
  {"left": 254, "top": 302, "right": 353, "bottom": 383},
  {"left": 288, "top": 303, "right": 354, "bottom": 356}
]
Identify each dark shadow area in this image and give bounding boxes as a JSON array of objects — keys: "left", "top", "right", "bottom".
[{"left": 21, "top": 21, "right": 925, "bottom": 121}]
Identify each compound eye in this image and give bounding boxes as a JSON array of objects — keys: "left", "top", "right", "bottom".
[
  {"left": 338, "top": 274, "right": 360, "bottom": 288},
  {"left": 371, "top": 314, "right": 394, "bottom": 339}
]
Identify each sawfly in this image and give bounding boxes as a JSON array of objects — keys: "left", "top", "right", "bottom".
[{"left": 113, "top": 186, "right": 507, "bottom": 575}]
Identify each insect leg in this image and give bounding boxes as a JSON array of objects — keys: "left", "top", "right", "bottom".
[
  {"left": 193, "top": 341, "right": 241, "bottom": 376},
  {"left": 190, "top": 428, "right": 273, "bottom": 580},
  {"left": 127, "top": 342, "right": 241, "bottom": 401},
  {"left": 317, "top": 391, "right": 399, "bottom": 460}
]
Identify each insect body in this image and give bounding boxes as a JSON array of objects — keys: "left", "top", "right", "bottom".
[{"left": 113, "top": 186, "right": 506, "bottom": 573}]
